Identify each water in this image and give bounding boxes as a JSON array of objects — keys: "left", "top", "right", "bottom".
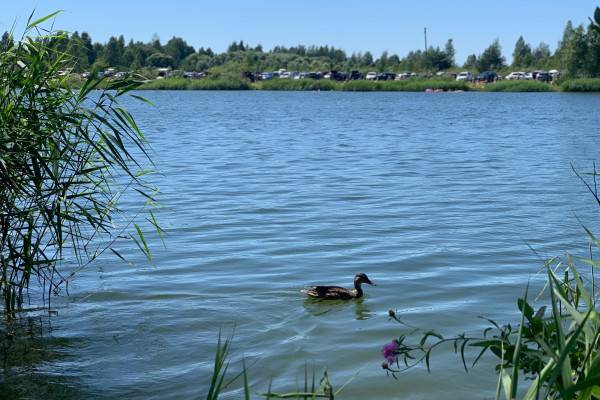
[{"left": 6, "top": 91, "right": 600, "bottom": 399}]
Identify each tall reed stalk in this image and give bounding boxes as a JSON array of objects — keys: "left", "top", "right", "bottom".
[{"left": 0, "top": 12, "right": 158, "bottom": 312}]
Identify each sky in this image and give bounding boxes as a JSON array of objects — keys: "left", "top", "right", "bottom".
[{"left": 2, "top": 1, "right": 599, "bottom": 64}]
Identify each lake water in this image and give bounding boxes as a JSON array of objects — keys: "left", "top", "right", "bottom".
[{"left": 5, "top": 91, "right": 600, "bottom": 399}]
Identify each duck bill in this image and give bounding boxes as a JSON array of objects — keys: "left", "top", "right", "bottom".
[{"left": 367, "top": 280, "right": 375, "bottom": 286}]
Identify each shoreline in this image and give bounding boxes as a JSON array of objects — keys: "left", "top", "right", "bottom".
[{"left": 130, "top": 77, "right": 600, "bottom": 92}]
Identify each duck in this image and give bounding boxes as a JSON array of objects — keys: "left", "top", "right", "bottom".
[{"left": 301, "top": 272, "right": 375, "bottom": 300}]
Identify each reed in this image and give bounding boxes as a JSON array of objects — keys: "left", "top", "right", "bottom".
[
  {"left": 253, "top": 79, "right": 338, "bottom": 91},
  {"left": 139, "top": 77, "right": 251, "bottom": 90},
  {"left": 0, "top": 12, "right": 158, "bottom": 312},
  {"left": 384, "top": 233, "right": 600, "bottom": 399},
  {"left": 560, "top": 78, "right": 600, "bottom": 92},
  {"left": 483, "top": 80, "right": 557, "bottom": 92}
]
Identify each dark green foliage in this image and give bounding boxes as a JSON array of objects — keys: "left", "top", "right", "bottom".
[
  {"left": 512, "top": 36, "right": 533, "bottom": 68},
  {"left": 0, "top": 13, "right": 156, "bottom": 312},
  {"left": 146, "top": 52, "right": 174, "bottom": 68},
  {"left": 476, "top": 39, "right": 506, "bottom": 72},
  {"left": 140, "top": 77, "right": 250, "bottom": 90},
  {"left": 484, "top": 80, "right": 557, "bottom": 92},
  {"left": 560, "top": 78, "right": 600, "bottom": 91}
]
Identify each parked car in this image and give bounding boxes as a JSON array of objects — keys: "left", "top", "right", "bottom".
[
  {"left": 476, "top": 71, "right": 498, "bottom": 83},
  {"left": 376, "top": 72, "right": 396, "bottom": 81},
  {"left": 534, "top": 72, "right": 551, "bottom": 82},
  {"left": 549, "top": 69, "right": 560, "bottom": 80},
  {"left": 260, "top": 72, "right": 275, "bottom": 80},
  {"left": 348, "top": 70, "right": 363, "bottom": 80},
  {"left": 505, "top": 71, "right": 526, "bottom": 80},
  {"left": 365, "top": 72, "right": 377, "bottom": 80},
  {"left": 280, "top": 71, "right": 292, "bottom": 79},
  {"left": 456, "top": 71, "right": 473, "bottom": 81},
  {"left": 395, "top": 72, "right": 412, "bottom": 80},
  {"left": 323, "top": 70, "right": 347, "bottom": 81}
]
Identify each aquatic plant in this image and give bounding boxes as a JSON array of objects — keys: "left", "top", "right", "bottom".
[
  {"left": 0, "top": 12, "right": 158, "bottom": 312},
  {"left": 139, "top": 77, "right": 251, "bottom": 90},
  {"left": 206, "top": 329, "right": 352, "bottom": 399},
  {"left": 560, "top": 78, "right": 600, "bottom": 92},
  {"left": 483, "top": 80, "right": 556, "bottom": 92},
  {"left": 383, "top": 239, "right": 600, "bottom": 399}
]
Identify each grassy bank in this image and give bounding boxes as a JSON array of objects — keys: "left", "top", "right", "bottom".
[
  {"left": 75, "top": 76, "right": 600, "bottom": 92},
  {"left": 559, "top": 78, "right": 600, "bottom": 92},
  {"left": 482, "top": 80, "right": 557, "bottom": 92},
  {"left": 253, "top": 78, "right": 469, "bottom": 91},
  {"left": 139, "top": 77, "right": 251, "bottom": 90}
]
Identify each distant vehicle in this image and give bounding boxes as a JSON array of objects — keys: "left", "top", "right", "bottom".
[
  {"left": 395, "top": 72, "right": 411, "bottom": 80},
  {"left": 505, "top": 71, "right": 526, "bottom": 80},
  {"left": 114, "top": 71, "right": 127, "bottom": 79},
  {"left": 184, "top": 71, "right": 206, "bottom": 79},
  {"left": 535, "top": 71, "right": 552, "bottom": 82},
  {"left": 524, "top": 72, "right": 534, "bottom": 80},
  {"left": 549, "top": 69, "right": 560, "bottom": 80},
  {"left": 456, "top": 71, "right": 473, "bottom": 81},
  {"left": 280, "top": 71, "right": 292, "bottom": 79},
  {"left": 81, "top": 72, "right": 91, "bottom": 79},
  {"left": 300, "top": 72, "right": 321, "bottom": 80},
  {"left": 260, "top": 72, "right": 275, "bottom": 80},
  {"left": 376, "top": 72, "right": 396, "bottom": 81},
  {"left": 348, "top": 70, "right": 363, "bottom": 80},
  {"left": 476, "top": 71, "right": 498, "bottom": 83},
  {"left": 365, "top": 72, "right": 377, "bottom": 80},
  {"left": 435, "top": 71, "right": 446, "bottom": 77}
]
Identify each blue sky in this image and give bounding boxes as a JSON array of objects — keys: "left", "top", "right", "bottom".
[{"left": 2, "top": 1, "right": 599, "bottom": 64}]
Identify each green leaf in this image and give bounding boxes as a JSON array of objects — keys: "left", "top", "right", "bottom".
[{"left": 27, "top": 10, "right": 63, "bottom": 29}]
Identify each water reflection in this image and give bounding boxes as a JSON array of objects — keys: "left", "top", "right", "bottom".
[
  {"left": 302, "top": 297, "right": 374, "bottom": 320},
  {"left": 0, "top": 313, "right": 83, "bottom": 399}
]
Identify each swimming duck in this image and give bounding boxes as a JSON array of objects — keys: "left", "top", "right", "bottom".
[{"left": 302, "top": 272, "right": 375, "bottom": 300}]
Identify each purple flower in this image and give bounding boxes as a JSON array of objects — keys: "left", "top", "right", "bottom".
[{"left": 382, "top": 341, "right": 398, "bottom": 363}]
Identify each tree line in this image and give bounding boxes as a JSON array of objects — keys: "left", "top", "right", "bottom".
[{"left": 2, "top": 17, "right": 600, "bottom": 77}]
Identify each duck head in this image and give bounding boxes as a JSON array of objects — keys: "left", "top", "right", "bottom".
[{"left": 355, "top": 272, "right": 375, "bottom": 286}]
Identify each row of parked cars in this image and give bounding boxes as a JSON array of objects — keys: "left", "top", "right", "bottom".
[
  {"left": 455, "top": 70, "right": 560, "bottom": 83},
  {"left": 251, "top": 69, "right": 438, "bottom": 82},
  {"left": 250, "top": 68, "right": 561, "bottom": 83}
]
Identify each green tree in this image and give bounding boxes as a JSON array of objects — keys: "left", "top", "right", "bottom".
[
  {"left": 512, "top": 35, "right": 532, "bottom": 67},
  {"left": 146, "top": 52, "right": 174, "bottom": 67},
  {"left": 531, "top": 42, "right": 551, "bottom": 68},
  {"left": 164, "top": 37, "right": 195, "bottom": 67},
  {"left": 444, "top": 39, "right": 456, "bottom": 68},
  {"left": 476, "top": 39, "right": 505, "bottom": 71},
  {"left": 361, "top": 51, "right": 374, "bottom": 66},
  {"left": 103, "top": 36, "right": 123, "bottom": 67},
  {"left": 463, "top": 53, "right": 477, "bottom": 69}
]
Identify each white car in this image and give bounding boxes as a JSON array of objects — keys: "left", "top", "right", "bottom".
[
  {"left": 365, "top": 72, "right": 377, "bottom": 80},
  {"left": 505, "top": 72, "right": 526, "bottom": 80},
  {"left": 280, "top": 71, "right": 291, "bottom": 79},
  {"left": 395, "top": 72, "right": 412, "bottom": 80},
  {"left": 455, "top": 71, "right": 472, "bottom": 81}
]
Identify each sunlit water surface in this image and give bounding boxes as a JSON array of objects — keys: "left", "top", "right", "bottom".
[{"left": 6, "top": 91, "right": 600, "bottom": 399}]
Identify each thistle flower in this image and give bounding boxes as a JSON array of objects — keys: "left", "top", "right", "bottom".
[{"left": 382, "top": 340, "right": 398, "bottom": 363}]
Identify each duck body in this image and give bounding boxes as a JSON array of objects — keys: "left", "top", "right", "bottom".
[{"left": 302, "top": 272, "right": 374, "bottom": 300}]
